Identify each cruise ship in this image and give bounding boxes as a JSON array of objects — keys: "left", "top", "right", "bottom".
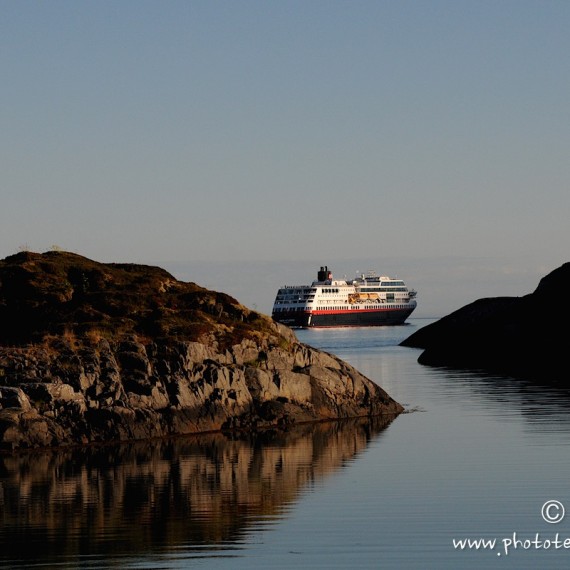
[{"left": 271, "top": 266, "right": 417, "bottom": 328}]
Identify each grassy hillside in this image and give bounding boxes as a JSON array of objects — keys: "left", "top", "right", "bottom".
[{"left": 0, "top": 251, "right": 283, "bottom": 349}]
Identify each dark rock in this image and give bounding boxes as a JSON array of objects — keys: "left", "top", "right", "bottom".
[{"left": 400, "top": 262, "right": 570, "bottom": 379}]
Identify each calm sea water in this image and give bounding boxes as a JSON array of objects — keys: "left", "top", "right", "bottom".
[{"left": 2, "top": 318, "right": 570, "bottom": 569}]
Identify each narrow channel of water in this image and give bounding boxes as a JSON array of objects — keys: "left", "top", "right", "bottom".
[{"left": 2, "top": 319, "right": 569, "bottom": 569}]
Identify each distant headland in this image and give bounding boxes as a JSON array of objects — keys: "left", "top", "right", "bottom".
[
  {"left": 0, "top": 251, "right": 402, "bottom": 451},
  {"left": 401, "top": 262, "right": 570, "bottom": 380}
]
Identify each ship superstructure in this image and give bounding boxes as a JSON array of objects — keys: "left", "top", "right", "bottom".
[{"left": 271, "top": 266, "right": 417, "bottom": 328}]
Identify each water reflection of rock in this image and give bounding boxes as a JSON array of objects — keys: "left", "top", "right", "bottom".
[{"left": 0, "top": 416, "right": 395, "bottom": 567}]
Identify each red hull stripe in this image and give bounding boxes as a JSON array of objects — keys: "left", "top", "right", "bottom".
[{"left": 309, "top": 308, "right": 407, "bottom": 316}]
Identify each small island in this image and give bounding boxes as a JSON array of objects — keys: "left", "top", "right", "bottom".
[
  {"left": 0, "top": 251, "right": 403, "bottom": 451},
  {"left": 401, "top": 262, "right": 570, "bottom": 380}
]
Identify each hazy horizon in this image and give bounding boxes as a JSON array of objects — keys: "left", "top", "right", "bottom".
[{"left": 2, "top": 1, "right": 569, "bottom": 319}]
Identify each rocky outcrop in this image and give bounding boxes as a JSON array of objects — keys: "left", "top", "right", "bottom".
[
  {"left": 0, "top": 251, "right": 403, "bottom": 450},
  {"left": 400, "top": 262, "right": 570, "bottom": 379}
]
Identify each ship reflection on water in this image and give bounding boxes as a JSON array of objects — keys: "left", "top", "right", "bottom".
[{"left": 0, "top": 416, "right": 396, "bottom": 568}]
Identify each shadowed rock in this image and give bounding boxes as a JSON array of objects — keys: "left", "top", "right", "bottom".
[{"left": 400, "top": 262, "right": 570, "bottom": 380}]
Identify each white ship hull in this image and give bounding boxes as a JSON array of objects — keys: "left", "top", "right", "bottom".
[{"left": 272, "top": 266, "right": 417, "bottom": 329}]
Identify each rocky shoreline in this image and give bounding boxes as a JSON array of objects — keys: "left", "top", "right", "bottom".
[{"left": 0, "top": 251, "right": 403, "bottom": 451}]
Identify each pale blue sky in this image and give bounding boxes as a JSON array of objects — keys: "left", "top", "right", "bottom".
[{"left": 2, "top": 1, "right": 569, "bottom": 317}]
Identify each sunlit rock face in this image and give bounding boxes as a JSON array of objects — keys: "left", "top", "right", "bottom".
[{"left": 0, "top": 251, "right": 403, "bottom": 450}]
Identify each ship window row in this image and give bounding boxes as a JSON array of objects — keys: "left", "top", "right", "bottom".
[
  {"left": 278, "top": 288, "right": 311, "bottom": 295},
  {"left": 321, "top": 288, "right": 339, "bottom": 294},
  {"left": 319, "top": 298, "right": 411, "bottom": 304},
  {"left": 355, "top": 281, "right": 405, "bottom": 287},
  {"left": 273, "top": 305, "right": 411, "bottom": 314},
  {"left": 360, "top": 287, "right": 407, "bottom": 292}
]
